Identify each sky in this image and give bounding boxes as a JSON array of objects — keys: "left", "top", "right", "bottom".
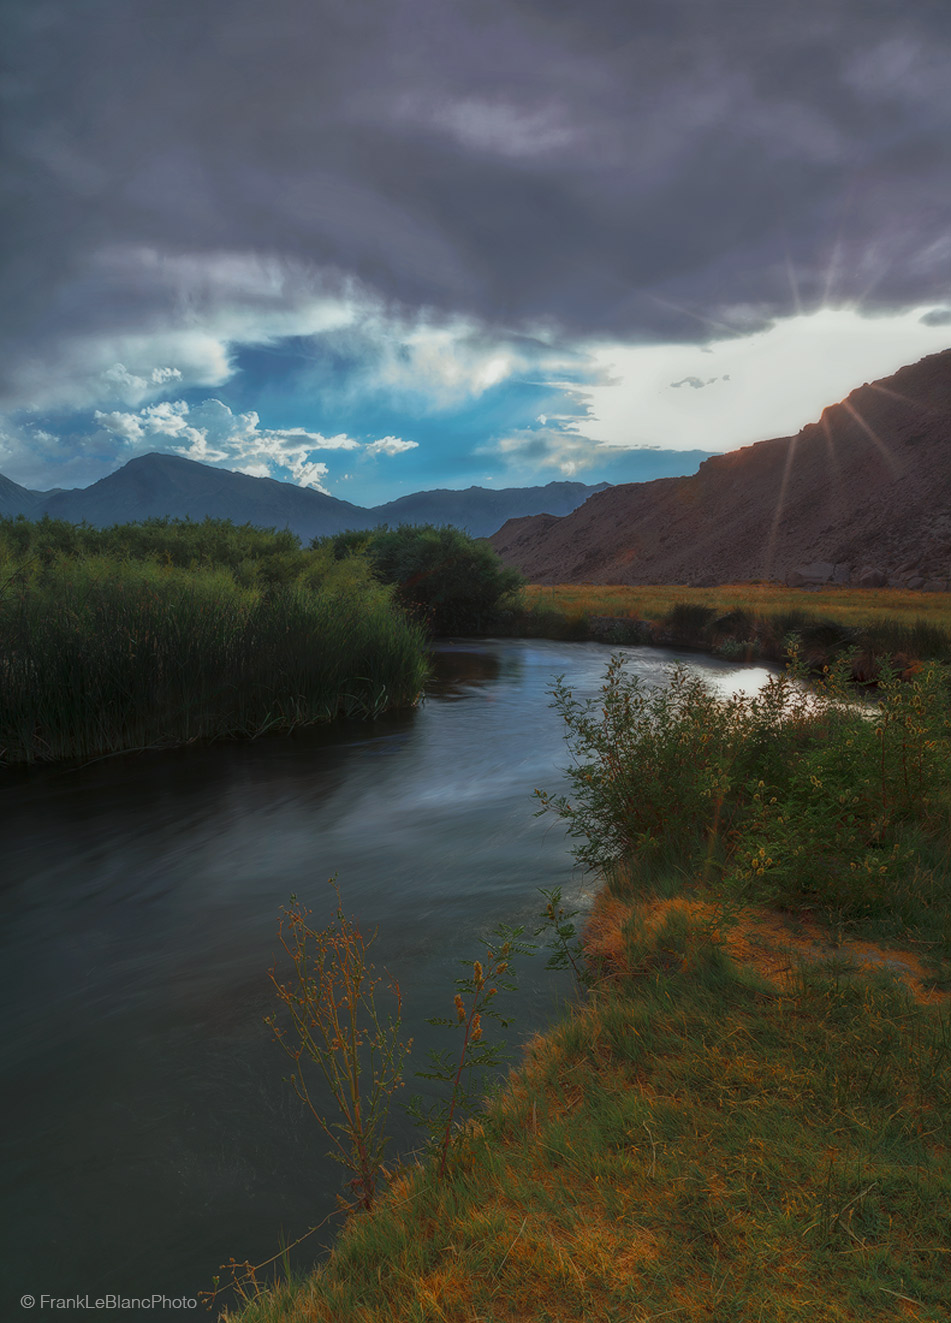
[{"left": 1, "top": 0, "right": 950, "bottom": 505}]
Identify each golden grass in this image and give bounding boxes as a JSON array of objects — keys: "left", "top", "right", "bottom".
[
  {"left": 583, "top": 890, "right": 951, "bottom": 1009},
  {"left": 524, "top": 582, "right": 951, "bottom": 630},
  {"left": 225, "top": 893, "right": 951, "bottom": 1323}
]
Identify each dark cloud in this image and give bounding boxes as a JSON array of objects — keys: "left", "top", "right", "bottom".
[
  {"left": 2, "top": 0, "right": 950, "bottom": 409},
  {"left": 670, "top": 375, "right": 730, "bottom": 388}
]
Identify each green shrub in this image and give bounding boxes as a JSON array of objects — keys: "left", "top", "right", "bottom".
[
  {"left": 537, "top": 654, "right": 951, "bottom": 925},
  {"left": 316, "top": 524, "right": 524, "bottom": 636}
]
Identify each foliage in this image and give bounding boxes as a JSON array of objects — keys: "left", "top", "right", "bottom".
[
  {"left": 266, "top": 884, "right": 412, "bottom": 1212},
  {"left": 534, "top": 886, "right": 591, "bottom": 988},
  {"left": 513, "top": 582, "right": 951, "bottom": 668},
  {"left": 536, "top": 653, "right": 951, "bottom": 925},
  {"left": 0, "top": 520, "right": 427, "bottom": 764},
  {"left": 316, "top": 523, "right": 524, "bottom": 635},
  {"left": 406, "top": 923, "right": 533, "bottom": 1178},
  {"left": 727, "top": 660, "right": 951, "bottom": 915},
  {"left": 0, "top": 513, "right": 314, "bottom": 586},
  {"left": 534, "top": 657, "right": 758, "bottom": 871}
]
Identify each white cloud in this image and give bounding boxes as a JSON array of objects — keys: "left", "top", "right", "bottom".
[
  {"left": 395, "top": 94, "right": 578, "bottom": 158},
  {"left": 365, "top": 436, "right": 418, "bottom": 456},
  {"left": 483, "top": 425, "right": 594, "bottom": 478},
  {"left": 573, "top": 306, "right": 951, "bottom": 453},
  {"left": 363, "top": 317, "right": 529, "bottom": 409},
  {"left": 0, "top": 246, "right": 359, "bottom": 413},
  {"left": 93, "top": 397, "right": 364, "bottom": 491},
  {"left": 100, "top": 362, "right": 184, "bottom": 403}
]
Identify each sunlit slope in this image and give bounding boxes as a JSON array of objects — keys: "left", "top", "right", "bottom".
[{"left": 490, "top": 349, "right": 951, "bottom": 587}]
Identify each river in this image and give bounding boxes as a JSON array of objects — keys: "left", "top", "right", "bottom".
[{"left": 1, "top": 640, "right": 773, "bottom": 1319}]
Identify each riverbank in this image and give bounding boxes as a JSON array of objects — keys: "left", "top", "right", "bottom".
[
  {"left": 223, "top": 899, "right": 951, "bottom": 1322},
  {"left": 499, "top": 582, "right": 951, "bottom": 676},
  {"left": 223, "top": 652, "right": 951, "bottom": 1322}
]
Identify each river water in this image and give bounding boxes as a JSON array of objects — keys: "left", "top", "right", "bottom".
[{"left": 1, "top": 640, "right": 772, "bottom": 1319}]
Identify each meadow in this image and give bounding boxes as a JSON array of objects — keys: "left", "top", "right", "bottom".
[
  {"left": 511, "top": 581, "right": 951, "bottom": 671},
  {"left": 523, "top": 582, "right": 951, "bottom": 631},
  {"left": 224, "top": 650, "right": 951, "bottom": 1323}
]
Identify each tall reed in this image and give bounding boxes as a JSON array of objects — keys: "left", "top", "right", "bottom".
[{"left": 0, "top": 546, "right": 427, "bottom": 764}]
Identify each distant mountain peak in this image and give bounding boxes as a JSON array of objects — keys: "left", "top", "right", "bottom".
[{"left": 0, "top": 452, "right": 612, "bottom": 542}]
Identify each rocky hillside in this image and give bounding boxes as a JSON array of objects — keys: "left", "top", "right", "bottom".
[{"left": 490, "top": 350, "right": 951, "bottom": 590}]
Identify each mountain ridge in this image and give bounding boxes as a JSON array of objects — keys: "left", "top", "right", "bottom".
[
  {"left": 489, "top": 349, "right": 951, "bottom": 589},
  {"left": 0, "top": 452, "right": 611, "bottom": 540}
]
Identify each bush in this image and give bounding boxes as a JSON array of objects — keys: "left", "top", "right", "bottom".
[
  {"left": 536, "top": 654, "right": 951, "bottom": 924},
  {"left": 316, "top": 524, "right": 524, "bottom": 636}
]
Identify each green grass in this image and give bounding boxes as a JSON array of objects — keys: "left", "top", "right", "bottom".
[
  {"left": 508, "top": 583, "right": 951, "bottom": 669},
  {"left": 223, "top": 906, "right": 950, "bottom": 1322},
  {"left": 0, "top": 522, "right": 428, "bottom": 765},
  {"left": 220, "top": 655, "right": 951, "bottom": 1323}
]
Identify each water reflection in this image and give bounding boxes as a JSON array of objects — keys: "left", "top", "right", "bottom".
[{"left": 0, "top": 640, "right": 768, "bottom": 1316}]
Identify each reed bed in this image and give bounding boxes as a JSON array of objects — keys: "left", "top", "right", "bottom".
[{"left": 0, "top": 533, "right": 427, "bottom": 765}]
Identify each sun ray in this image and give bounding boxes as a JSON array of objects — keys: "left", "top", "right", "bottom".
[
  {"left": 867, "top": 381, "right": 934, "bottom": 412},
  {"left": 840, "top": 399, "right": 902, "bottom": 476},
  {"left": 783, "top": 247, "right": 804, "bottom": 319},
  {"left": 821, "top": 239, "right": 844, "bottom": 308},
  {"left": 763, "top": 434, "right": 798, "bottom": 579},
  {"left": 645, "top": 293, "right": 747, "bottom": 339},
  {"left": 819, "top": 411, "right": 842, "bottom": 485}
]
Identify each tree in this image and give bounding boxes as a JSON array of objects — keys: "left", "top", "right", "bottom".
[{"left": 315, "top": 524, "right": 524, "bottom": 635}]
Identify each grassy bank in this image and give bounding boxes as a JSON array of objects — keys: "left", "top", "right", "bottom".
[
  {"left": 224, "top": 653, "right": 951, "bottom": 1322},
  {"left": 0, "top": 517, "right": 428, "bottom": 765},
  {"left": 505, "top": 583, "right": 951, "bottom": 673}
]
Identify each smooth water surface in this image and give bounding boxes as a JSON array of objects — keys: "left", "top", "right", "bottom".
[{"left": 1, "top": 640, "right": 771, "bottom": 1319}]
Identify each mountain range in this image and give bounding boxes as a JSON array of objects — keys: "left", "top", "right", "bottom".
[
  {"left": 7, "top": 349, "right": 949, "bottom": 586},
  {"left": 490, "top": 349, "right": 951, "bottom": 591},
  {"left": 0, "top": 454, "right": 609, "bottom": 540}
]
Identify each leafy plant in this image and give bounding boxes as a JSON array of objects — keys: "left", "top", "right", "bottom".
[
  {"left": 407, "top": 924, "right": 533, "bottom": 1177},
  {"left": 534, "top": 657, "right": 749, "bottom": 871},
  {"left": 266, "top": 883, "right": 412, "bottom": 1211},
  {"left": 535, "top": 886, "right": 591, "bottom": 988},
  {"left": 316, "top": 523, "right": 524, "bottom": 635},
  {"left": 537, "top": 652, "right": 951, "bottom": 926}
]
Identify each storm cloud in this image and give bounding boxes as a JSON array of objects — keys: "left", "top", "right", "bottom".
[{"left": 3, "top": 0, "right": 950, "bottom": 418}]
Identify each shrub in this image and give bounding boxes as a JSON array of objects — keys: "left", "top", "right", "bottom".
[
  {"left": 537, "top": 653, "right": 951, "bottom": 924},
  {"left": 316, "top": 524, "right": 524, "bottom": 636},
  {"left": 266, "top": 884, "right": 411, "bottom": 1212}
]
